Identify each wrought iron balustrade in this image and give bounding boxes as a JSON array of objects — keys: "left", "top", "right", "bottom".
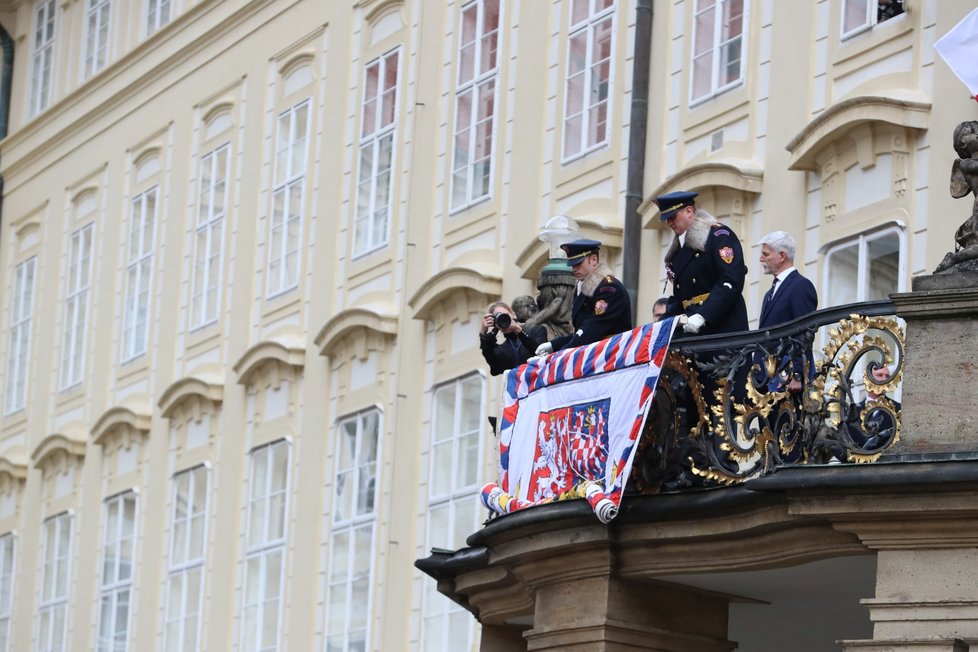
[{"left": 632, "top": 300, "right": 904, "bottom": 494}]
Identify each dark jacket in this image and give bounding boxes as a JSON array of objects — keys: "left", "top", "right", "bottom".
[
  {"left": 551, "top": 263, "right": 632, "bottom": 351},
  {"left": 758, "top": 269, "right": 818, "bottom": 328},
  {"left": 663, "top": 214, "right": 748, "bottom": 335},
  {"left": 480, "top": 325, "right": 547, "bottom": 376}
]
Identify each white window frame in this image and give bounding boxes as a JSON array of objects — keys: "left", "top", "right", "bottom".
[
  {"left": 241, "top": 440, "right": 290, "bottom": 652},
  {"left": 29, "top": 0, "right": 57, "bottom": 118},
  {"left": 37, "top": 512, "right": 71, "bottom": 652},
  {"left": 163, "top": 465, "right": 209, "bottom": 652},
  {"left": 840, "top": 0, "right": 904, "bottom": 40},
  {"left": 449, "top": 0, "right": 501, "bottom": 213},
  {"left": 325, "top": 409, "right": 382, "bottom": 652},
  {"left": 121, "top": 187, "right": 157, "bottom": 363},
  {"left": 822, "top": 225, "right": 907, "bottom": 306},
  {"left": 353, "top": 48, "right": 400, "bottom": 258},
  {"left": 60, "top": 224, "right": 94, "bottom": 390},
  {"left": 562, "top": 0, "right": 615, "bottom": 162},
  {"left": 0, "top": 533, "right": 15, "bottom": 652},
  {"left": 83, "top": 0, "right": 112, "bottom": 79},
  {"left": 190, "top": 143, "right": 230, "bottom": 329},
  {"left": 5, "top": 257, "right": 36, "bottom": 415},
  {"left": 421, "top": 374, "right": 485, "bottom": 651},
  {"left": 689, "top": 0, "right": 747, "bottom": 106},
  {"left": 266, "top": 101, "right": 309, "bottom": 298},
  {"left": 144, "top": 0, "right": 172, "bottom": 36},
  {"left": 97, "top": 492, "right": 137, "bottom": 652}
]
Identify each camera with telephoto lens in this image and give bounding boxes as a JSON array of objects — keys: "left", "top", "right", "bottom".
[{"left": 492, "top": 312, "right": 512, "bottom": 330}]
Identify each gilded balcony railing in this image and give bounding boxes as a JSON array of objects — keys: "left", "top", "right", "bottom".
[{"left": 631, "top": 300, "right": 904, "bottom": 493}]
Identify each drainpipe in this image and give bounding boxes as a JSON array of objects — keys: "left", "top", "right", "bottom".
[{"left": 622, "top": 0, "right": 653, "bottom": 325}]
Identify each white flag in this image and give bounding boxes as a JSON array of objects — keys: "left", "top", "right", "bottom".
[{"left": 934, "top": 7, "right": 978, "bottom": 99}]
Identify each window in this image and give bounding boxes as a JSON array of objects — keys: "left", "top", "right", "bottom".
[
  {"left": 267, "top": 101, "right": 309, "bottom": 297},
  {"left": 354, "top": 49, "right": 399, "bottom": 256},
  {"left": 191, "top": 144, "right": 229, "bottom": 328},
  {"left": 61, "top": 224, "right": 94, "bottom": 390},
  {"left": 325, "top": 410, "right": 381, "bottom": 652},
  {"left": 690, "top": 0, "right": 746, "bottom": 104},
  {"left": 84, "top": 0, "right": 112, "bottom": 79},
  {"left": 421, "top": 375, "right": 484, "bottom": 651},
  {"left": 145, "top": 0, "right": 172, "bottom": 35},
  {"left": 29, "top": 0, "right": 57, "bottom": 117},
  {"left": 5, "top": 257, "right": 36, "bottom": 415},
  {"left": 0, "top": 533, "right": 14, "bottom": 652},
  {"left": 164, "top": 466, "right": 208, "bottom": 652},
  {"left": 97, "top": 492, "right": 136, "bottom": 652},
  {"left": 242, "top": 440, "right": 290, "bottom": 652},
  {"left": 450, "top": 0, "right": 500, "bottom": 211},
  {"left": 122, "top": 187, "right": 157, "bottom": 362},
  {"left": 841, "top": 0, "right": 904, "bottom": 40},
  {"left": 37, "top": 513, "right": 71, "bottom": 652},
  {"left": 563, "top": 0, "right": 614, "bottom": 160},
  {"left": 824, "top": 227, "right": 905, "bottom": 307}
]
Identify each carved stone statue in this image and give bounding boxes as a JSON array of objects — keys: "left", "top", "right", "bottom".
[
  {"left": 520, "top": 216, "right": 579, "bottom": 341},
  {"left": 935, "top": 121, "right": 978, "bottom": 274}
]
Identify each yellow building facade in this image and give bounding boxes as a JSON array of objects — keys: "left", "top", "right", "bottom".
[{"left": 0, "top": 0, "right": 972, "bottom": 651}]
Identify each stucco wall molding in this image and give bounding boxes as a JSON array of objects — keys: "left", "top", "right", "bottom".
[
  {"left": 409, "top": 263, "right": 503, "bottom": 321},
  {"left": 158, "top": 375, "right": 225, "bottom": 418},
  {"left": 30, "top": 431, "right": 87, "bottom": 470},
  {"left": 233, "top": 338, "right": 306, "bottom": 387},
  {"left": 91, "top": 404, "right": 152, "bottom": 447},
  {"left": 786, "top": 94, "right": 931, "bottom": 171},
  {"left": 314, "top": 304, "right": 398, "bottom": 358}
]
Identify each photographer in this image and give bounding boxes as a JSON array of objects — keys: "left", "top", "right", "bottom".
[{"left": 479, "top": 302, "right": 546, "bottom": 376}]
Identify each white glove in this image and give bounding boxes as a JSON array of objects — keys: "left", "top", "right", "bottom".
[
  {"left": 535, "top": 342, "right": 553, "bottom": 356},
  {"left": 683, "top": 313, "right": 706, "bottom": 334}
]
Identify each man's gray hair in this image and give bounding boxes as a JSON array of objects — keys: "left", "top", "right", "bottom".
[{"left": 759, "top": 230, "right": 796, "bottom": 261}]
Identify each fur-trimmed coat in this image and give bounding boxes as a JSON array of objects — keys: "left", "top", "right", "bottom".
[
  {"left": 551, "top": 262, "right": 632, "bottom": 351},
  {"left": 664, "top": 213, "right": 748, "bottom": 335}
]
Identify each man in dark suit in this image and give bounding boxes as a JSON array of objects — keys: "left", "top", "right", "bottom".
[
  {"left": 757, "top": 231, "right": 818, "bottom": 392},
  {"left": 758, "top": 231, "right": 818, "bottom": 328},
  {"left": 656, "top": 191, "right": 749, "bottom": 336}
]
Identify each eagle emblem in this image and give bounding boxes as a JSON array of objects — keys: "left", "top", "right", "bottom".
[{"left": 719, "top": 246, "right": 735, "bottom": 264}]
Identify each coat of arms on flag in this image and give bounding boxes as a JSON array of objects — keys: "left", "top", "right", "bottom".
[{"left": 482, "top": 319, "right": 677, "bottom": 523}]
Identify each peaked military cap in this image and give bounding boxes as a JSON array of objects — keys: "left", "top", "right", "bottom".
[
  {"left": 560, "top": 239, "right": 601, "bottom": 266},
  {"left": 654, "top": 190, "right": 698, "bottom": 221}
]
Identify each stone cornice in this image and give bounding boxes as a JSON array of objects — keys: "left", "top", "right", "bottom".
[
  {"left": 408, "top": 263, "right": 503, "bottom": 321},
  {"left": 30, "top": 431, "right": 87, "bottom": 468},
  {"left": 0, "top": 0, "right": 294, "bottom": 180},
  {"left": 91, "top": 403, "right": 152, "bottom": 447},
  {"left": 785, "top": 93, "right": 931, "bottom": 171},
  {"left": 158, "top": 375, "right": 225, "bottom": 418},
  {"left": 641, "top": 159, "right": 764, "bottom": 229},
  {"left": 232, "top": 337, "right": 306, "bottom": 386},
  {"left": 313, "top": 304, "right": 398, "bottom": 358}
]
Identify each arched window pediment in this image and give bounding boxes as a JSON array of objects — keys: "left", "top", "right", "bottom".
[
  {"left": 641, "top": 159, "right": 763, "bottom": 230},
  {"left": 158, "top": 375, "right": 224, "bottom": 419},
  {"left": 233, "top": 337, "right": 306, "bottom": 388},
  {"left": 31, "top": 431, "right": 87, "bottom": 472},
  {"left": 91, "top": 404, "right": 152, "bottom": 448},
  {"left": 0, "top": 447, "right": 28, "bottom": 483},
  {"left": 786, "top": 93, "right": 930, "bottom": 171},
  {"left": 515, "top": 217, "right": 623, "bottom": 281},
  {"left": 408, "top": 263, "right": 502, "bottom": 321},
  {"left": 315, "top": 304, "right": 397, "bottom": 358}
]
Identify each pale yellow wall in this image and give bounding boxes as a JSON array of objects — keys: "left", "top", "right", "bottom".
[{"left": 0, "top": 1, "right": 973, "bottom": 651}]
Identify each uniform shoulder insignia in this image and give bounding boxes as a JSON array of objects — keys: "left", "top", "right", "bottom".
[{"left": 712, "top": 225, "right": 732, "bottom": 237}]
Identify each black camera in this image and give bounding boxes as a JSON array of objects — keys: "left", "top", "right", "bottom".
[{"left": 492, "top": 312, "right": 512, "bottom": 330}]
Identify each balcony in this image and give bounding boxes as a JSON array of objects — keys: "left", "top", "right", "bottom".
[{"left": 417, "top": 284, "right": 978, "bottom": 651}]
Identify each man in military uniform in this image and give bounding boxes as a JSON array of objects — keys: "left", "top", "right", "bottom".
[
  {"left": 534, "top": 239, "right": 632, "bottom": 354},
  {"left": 655, "top": 191, "right": 748, "bottom": 335}
]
